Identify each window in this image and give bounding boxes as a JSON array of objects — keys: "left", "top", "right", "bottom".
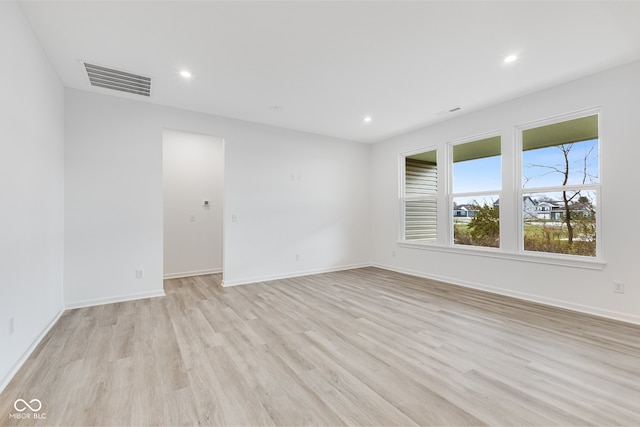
[
  {"left": 451, "top": 135, "right": 501, "bottom": 248},
  {"left": 520, "top": 113, "right": 599, "bottom": 257},
  {"left": 402, "top": 149, "right": 437, "bottom": 242},
  {"left": 398, "top": 109, "right": 602, "bottom": 267}
]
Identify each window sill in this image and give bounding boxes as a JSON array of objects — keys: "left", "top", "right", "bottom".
[{"left": 397, "top": 241, "right": 606, "bottom": 270}]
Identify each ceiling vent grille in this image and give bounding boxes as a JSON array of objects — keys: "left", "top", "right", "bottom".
[{"left": 84, "top": 63, "right": 151, "bottom": 97}]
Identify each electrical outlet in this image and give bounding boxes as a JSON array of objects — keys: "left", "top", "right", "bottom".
[
  {"left": 9, "top": 317, "right": 14, "bottom": 335},
  {"left": 614, "top": 281, "right": 625, "bottom": 294},
  {"left": 392, "top": 250, "right": 396, "bottom": 257},
  {"left": 136, "top": 269, "right": 144, "bottom": 279},
  {"left": 295, "top": 254, "right": 300, "bottom": 261}
]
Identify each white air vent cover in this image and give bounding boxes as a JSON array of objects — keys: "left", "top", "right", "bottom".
[{"left": 84, "top": 63, "right": 151, "bottom": 97}]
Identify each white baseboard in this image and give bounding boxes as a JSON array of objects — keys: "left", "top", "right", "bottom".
[
  {"left": 0, "top": 308, "right": 64, "bottom": 394},
  {"left": 65, "top": 290, "right": 166, "bottom": 310},
  {"left": 370, "top": 262, "right": 640, "bottom": 326},
  {"left": 163, "top": 268, "right": 222, "bottom": 280},
  {"left": 221, "top": 263, "right": 370, "bottom": 287}
]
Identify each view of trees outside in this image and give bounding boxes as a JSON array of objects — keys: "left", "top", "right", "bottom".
[
  {"left": 522, "top": 190, "right": 596, "bottom": 256},
  {"left": 522, "top": 138, "right": 599, "bottom": 257},
  {"left": 453, "top": 197, "right": 500, "bottom": 248},
  {"left": 410, "top": 116, "right": 598, "bottom": 257},
  {"left": 452, "top": 135, "right": 598, "bottom": 255},
  {"left": 452, "top": 137, "right": 501, "bottom": 248}
]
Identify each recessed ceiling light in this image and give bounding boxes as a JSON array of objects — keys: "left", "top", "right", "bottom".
[
  {"left": 180, "top": 70, "right": 192, "bottom": 78},
  {"left": 268, "top": 105, "right": 283, "bottom": 112},
  {"left": 504, "top": 55, "right": 518, "bottom": 63},
  {"left": 364, "top": 116, "right": 372, "bottom": 123}
]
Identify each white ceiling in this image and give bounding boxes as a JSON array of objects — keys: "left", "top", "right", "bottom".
[{"left": 18, "top": 1, "right": 640, "bottom": 143}]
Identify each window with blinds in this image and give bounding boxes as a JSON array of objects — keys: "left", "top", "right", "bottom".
[
  {"left": 403, "top": 151, "right": 437, "bottom": 242},
  {"left": 397, "top": 109, "right": 602, "bottom": 265}
]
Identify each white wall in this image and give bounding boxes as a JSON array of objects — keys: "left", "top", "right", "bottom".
[
  {"left": 371, "top": 60, "right": 640, "bottom": 324},
  {"left": 0, "top": 2, "right": 65, "bottom": 390},
  {"left": 223, "top": 124, "right": 371, "bottom": 285},
  {"left": 64, "top": 89, "right": 370, "bottom": 304},
  {"left": 163, "top": 130, "right": 223, "bottom": 278}
]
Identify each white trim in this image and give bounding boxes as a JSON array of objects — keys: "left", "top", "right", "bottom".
[
  {"left": 0, "top": 309, "right": 64, "bottom": 394},
  {"left": 370, "top": 263, "right": 640, "bottom": 326},
  {"left": 398, "top": 241, "right": 606, "bottom": 270},
  {"left": 65, "top": 290, "right": 166, "bottom": 310},
  {"left": 515, "top": 107, "right": 602, "bottom": 258},
  {"left": 447, "top": 130, "right": 502, "bottom": 246},
  {"left": 221, "top": 263, "right": 370, "bottom": 287},
  {"left": 451, "top": 190, "right": 502, "bottom": 199},
  {"left": 522, "top": 183, "right": 600, "bottom": 194},
  {"left": 163, "top": 268, "right": 222, "bottom": 280}
]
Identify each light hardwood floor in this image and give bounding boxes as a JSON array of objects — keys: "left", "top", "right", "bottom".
[{"left": 2, "top": 267, "right": 640, "bottom": 426}]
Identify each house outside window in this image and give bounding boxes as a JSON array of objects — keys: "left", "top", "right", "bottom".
[
  {"left": 519, "top": 112, "right": 600, "bottom": 257},
  {"left": 451, "top": 135, "right": 501, "bottom": 248},
  {"left": 399, "top": 109, "right": 602, "bottom": 265}
]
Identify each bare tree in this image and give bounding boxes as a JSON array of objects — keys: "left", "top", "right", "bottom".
[{"left": 525, "top": 143, "right": 596, "bottom": 246}]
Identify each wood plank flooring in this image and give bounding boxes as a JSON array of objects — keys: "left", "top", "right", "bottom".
[{"left": 2, "top": 267, "right": 640, "bottom": 426}]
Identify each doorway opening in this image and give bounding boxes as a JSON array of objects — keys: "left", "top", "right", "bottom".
[{"left": 162, "top": 129, "right": 224, "bottom": 281}]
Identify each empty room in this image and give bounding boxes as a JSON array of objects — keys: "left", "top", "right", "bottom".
[{"left": 2, "top": 1, "right": 640, "bottom": 425}]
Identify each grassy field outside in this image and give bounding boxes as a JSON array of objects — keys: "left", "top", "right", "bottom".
[
  {"left": 454, "top": 219, "right": 596, "bottom": 256},
  {"left": 523, "top": 220, "right": 596, "bottom": 257},
  {"left": 453, "top": 220, "right": 499, "bottom": 248}
]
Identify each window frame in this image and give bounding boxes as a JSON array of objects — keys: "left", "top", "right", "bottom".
[
  {"left": 515, "top": 107, "right": 602, "bottom": 260},
  {"left": 397, "top": 107, "right": 605, "bottom": 270},
  {"left": 448, "top": 131, "right": 502, "bottom": 249}
]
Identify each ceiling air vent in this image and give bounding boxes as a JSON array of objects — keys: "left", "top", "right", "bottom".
[
  {"left": 435, "top": 106, "right": 462, "bottom": 117},
  {"left": 84, "top": 63, "right": 151, "bottom": 97}
]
